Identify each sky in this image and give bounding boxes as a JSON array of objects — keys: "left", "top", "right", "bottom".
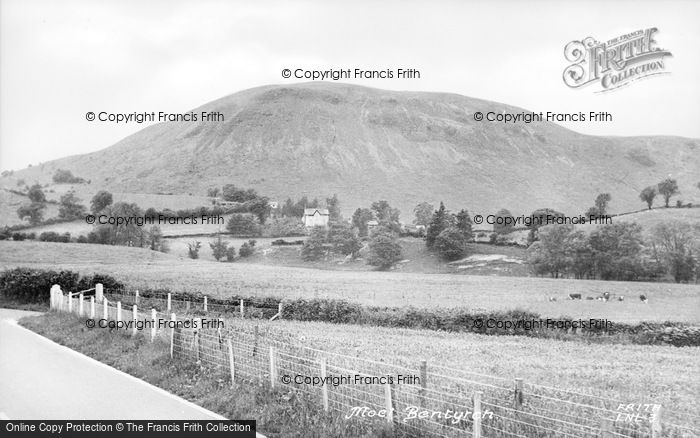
[{"left": 1, "top": 0, "right": 699, "bottom": 171}]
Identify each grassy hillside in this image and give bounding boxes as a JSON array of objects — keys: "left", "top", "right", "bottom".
[
  {"left": 2, "top": 82, "right": 699, "bottom": 218},
  {"left": 2, "top": 241, "right": 698, "bottom": 322}
]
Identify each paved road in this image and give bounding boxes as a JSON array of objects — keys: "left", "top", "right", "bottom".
[{"left": 0, "top": 308, "right": 226, "bottom": 420}]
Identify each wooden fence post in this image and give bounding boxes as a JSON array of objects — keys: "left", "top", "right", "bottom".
[
  {"left": 473, "top": 391, "right": 483, "bottom": 438},
  {"left": 204, "top": 296, "right": 208, "bottom": 312},
  {"left": 227, "top": 339, "right": 235, "bottom": 386},
  {"left": 68, "top": 293, "right": 73, "bottom": 313},
  {"left": 103, "top": 298, "right": 108, "bottom": 320},
  {"left": 167, "top": 293, "right": 172, "bottom": 314},
  {"left": 240, "top": 299, "right": 244, "bottom": 318},
  {"left": 90, "top": 296, "right": 95, "bottom": 319},
  {"left": 151, "top": 309, "right": 157, "bottom": 342},
  {"left": 269, "top": 346, "right": 277, "bottom": 387},
  {"left": 320, "top": 358, "right": 329, "bottom": 412},
  {"left": 384, "top": 383, "right": 394, "bottom": 424},
  {"left": 514, "top": 378, "right": 524, "bottom": 409},
  {"left": 651, "top": 406, "right": 662, "bottom": 438},
  {"left": 132, "top": 305, "right": 138, "bottom": 336},
  {"left": 135, "top": 290, "right": 139, "bottom": 305},
  {"left": 600, "top": 417, "right": 613, "bottom": 438},
  {"left": 253, "top": 325, "right": 259, "bottom": 357},
  {"left": 186, "top": 301, "right": 191, "bottom": 313},
  {"left": 79, "top": 293, "right": 84, "bottom": 316},
  {"left": 420, "top": 360, "right": 427, "bottom": 408},
  {"left": 116, "top": 301, "right": 122, "bottom": 322},
  {"left": 278, "top": 302, "right": 283, "bottom": 319},
  {"left": 170, "top": 313, "right": 176, "bottom": 358}
]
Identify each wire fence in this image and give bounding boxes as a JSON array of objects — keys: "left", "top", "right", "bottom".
[{"left": 49, "top": 286, "right": 698, "bottom": 438}]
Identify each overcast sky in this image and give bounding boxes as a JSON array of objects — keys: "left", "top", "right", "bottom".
[{"left": 1, "top": 0, "right": 698, "bottom": 171}]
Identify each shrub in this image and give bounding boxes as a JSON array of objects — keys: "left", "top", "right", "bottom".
[
  {"left": 239, "top": 242, "right": 255, "bottom": 258},
  {"left": 39, "top": 231, "right": 71, "bottom": 243},
  {"left": 367, "top": 229, "right": 403, "bottom": 269},
  {"left": 225, "top": 246, "right": 237, "bottom": 262},
  {"left": 301, "top": 227, "right": 328, "bottom": 261},
  {"left": 187, "top": 241, "right": 201, "bottom": 259},
  {"left": 53, "top": 169, "right": 85, "bottom": 184},
  {"left": 0, "top": 268, "right": 78, "bottom": 303},
  {"left": 226, "top": 214, "right": 262, "bottom": 237},
  {"left": 11, "top": 232, "right": 27, "bottom": 241},
  {"left": 434, "top": 227, "right": 468, "bottom": 260},
  {"left": 264, "top": 217, "right": 307, "bottom": 237}
]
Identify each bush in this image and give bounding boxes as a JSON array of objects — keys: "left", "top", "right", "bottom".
[
  {"left": 187, "top": 241, "right": 201, "bottom": 259},
  {"left": 367, "top": 229, "right": 403, "bottom": 269},
  {"left": 226, "top": 214, "right": 262, "bottom": 237},
  {"left": 11, "top": 232, "right": 27, "bottom": 241},
  {"left": 264, "top": 217, "right": 307, "bottom": 237},
  {"left": 239, "top": 242, "right": 255, "bottom": 258},
  {"left": 39, "top": 231, "right": 71, "bottom": 243},
  {"left": 301, "top": 227, "right": 328, "bottom": 261},
  {"left": 0, "top": 268, "right": 125, "bottom": 304},
  {"left": 53, "top": 169, "right": 85, "bottom": 184},
  {"left": 225, "top": 246, "right": 237, "bottom": 262},
  {"left": 434, "top": 227, "right": 468, "bottom": 260}
]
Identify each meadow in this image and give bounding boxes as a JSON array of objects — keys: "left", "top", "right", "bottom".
[{"left": 1, "top": 241, "right": 698, "bottom": 323}]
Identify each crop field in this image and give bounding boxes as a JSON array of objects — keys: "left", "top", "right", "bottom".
[{"left": 2, "top": 241, "right": 699, "bottom": 323}]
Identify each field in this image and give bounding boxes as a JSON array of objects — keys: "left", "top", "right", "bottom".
[
  {"left": 228, "top": 317, "right": 700, "bottom": 424},
  {"left": 1, "top": 241, "right": 698, "bottom": 323}
]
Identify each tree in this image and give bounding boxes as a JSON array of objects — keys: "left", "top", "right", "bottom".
[
  {"left": 90, "top": 190, "right": 113, "bottom": 214},
  {"left": 239, "top": 242, "right": 255, "bottom": 258},
  {"left": 371, "top": 200, "right": 401, "bottom": 233},
  {"left": 326, "top": 194, "right": 341, "bottom": 223},
  {"left": 27, "top": 184, "right": 46, "bottom": 203},
  {"left": 265, "top": 217, "right": 307, "bottom": 237},
  {"left": 226, "top": 214, "right": 261, "bottom": 236},
  {"left": 187, "top": 241, "right": 201, "bottom": 259},
  {"left": 207, "top": 187, "right": 220, "bottom": 197},
  {"left": 301, "top": 227, "right": 328, "bottom": 261},
  {"left": 651, "top": 221, "right": 700, "bottom": 283},
  {"left": 589, "top": 223, "right": 644, "bottom": 281},
  {"left": 527, "top": 224, "right": 577, "bottom": 278},
  {"left": 594, "top": 193, "right": 612, "bottom": 215},
  {"left": 58, "top": 191, "right": 86, "bottom": 220},
  {"left": 351, "top": 208, "right": 374, "bottom": 238},
  {"left": 426, "top": 202, "right": 453, "bottom": 248},
  {"left": 52, "top": 169, "right": 84, "bottom": 184},
  {"left": 657, "top": 178, "right": 679, "bottom": 208},
  {"left": 17, "top": 203, "right": 45, "bottom": 225},
  {"left": 248, "top": 197, "right": 271, "bottom": 224},
  {"left": 639, "top": 186, "right": 657, "bottom": 210},
  {"left": 367, "top": 229, "right": 403, "bottom": 270},
  {"left": 146, "top": 226, "right": 168, "bottom": 252},
  {"left": 222, "top": 184, "right": 257, "bottom": 202},
  {"left": 434, "top": 227, "right": 469, "bottom": 261},
  {"left": 209, "top": 234, "right": 230, "bottom": 261},
  {"left": 455, "top": 209, "right": 473, "bottom": 238},
  {"left": 493, "top": 209, "right": 514, "bottom": 234},
  {"left": 413, "top": 202, "right": 434, "bottom": 227},
  {"left": 94, "top": 202, "right": 146, "bottom": 246},
  {"left": 328, "top": 222, "right": 361, "bottom": 257}
]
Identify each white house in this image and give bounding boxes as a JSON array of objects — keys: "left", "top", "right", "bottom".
[{"left": 303, "top": 208, "right": 330, "bottom": 228}]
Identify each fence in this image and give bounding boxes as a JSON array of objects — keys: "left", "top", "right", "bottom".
[{"left": 49, "top": 285, "right": 698, "bottom": 438}]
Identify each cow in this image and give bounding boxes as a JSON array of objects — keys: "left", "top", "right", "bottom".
[
  {"left": 618, "top": 296, "right": 624, "bottom": 302},
  {"left": 602, "top": 292, "right": 610, "bottom": 301},
  {"left": 548, "top": 296, "right": 557, "bottom": 302},
  {"left": 585, "top": 296, "right": 595, "bottom": 300},
  {"left": 569, "top": 293, "right": 582, "bottom": 300},
  {"left": 640, "top": 294, "right": 648, "bottom": 303}
]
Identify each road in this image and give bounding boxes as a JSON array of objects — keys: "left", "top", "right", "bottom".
[{"left": 0, "top": 308, "right": 231, "bottom": 421}]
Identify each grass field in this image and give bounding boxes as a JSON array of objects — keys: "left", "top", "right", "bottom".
[
  {"left": 2, "top": 241, "right": 698, "bottom": 323},
  {"left": 228, "top": 317, "right": 700, "bottom": 426}
]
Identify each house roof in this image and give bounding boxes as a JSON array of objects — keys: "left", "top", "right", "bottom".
[{"left": 303, "top": 208, "right": 329, "bottom": 216}]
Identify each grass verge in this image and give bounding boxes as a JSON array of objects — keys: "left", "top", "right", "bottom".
[{"left": 19, "top": 312, "right": 407, "bottom": 438}]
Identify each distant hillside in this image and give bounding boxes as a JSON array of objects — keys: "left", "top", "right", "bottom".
[{"left": 3, "top": 82, "right": 699, "bottom": 218}]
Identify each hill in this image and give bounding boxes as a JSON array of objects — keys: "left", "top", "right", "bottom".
[{"left": 2, "top": 82, "right": 699, "bottom": 218}]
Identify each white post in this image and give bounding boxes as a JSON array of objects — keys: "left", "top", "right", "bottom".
[
  {"left": 651, "top": 406, "right": 663, "bottom": 438},
  {"left": 170, "top": 312, "right": 176, "bottom": 358},
  {"left": 68, "top": 293, "right": 73, "bottom": 313},
  {"left": 167, "top": 293, "right": 172, "bottom": 314},
  {"left": 269, "top": 346, "right": 276, "bottom": 387},
  {"left": 320, "top": 358, "right": 329, "bottom": 412},
  {"left": 135, "top": 290, "right": 139, "bottom": 304},
  {"left": 240, "top": 299, "right": 244, "bottom": 318},
  {"left": 151, "top": 309, "right": 157, "bottom": 342},
  {"left": 227, "top": 339, "right": 235, "bottom": 385},
  {"left": 79, "top": 293, "right": 84, "bottom": 316},
  {"left": 384, "top": 383, "right": 394, "bottom": 424},
  {"left": 132, "top": 304, "right": 138, "bottom": 336},
  {"left": 473, "top": 391, "right": 483, "bottom": 438},
  {"left": 95, "top": 283, "right": 104, "bottom": 303},
  {"left": 204, "top": 296, "right": 208, "bottom": 312},
  {"left": 116, "top": 301, "right": 122, "bottom": 322},
  {"left": 90, "top": 297, "right": 95, "bottom": 319},
  {"left": 278, "top": 302, "right": 283, "bottom": 319},
  {"left": 103, "top": 298, "right": 108, "bottom": 320}
]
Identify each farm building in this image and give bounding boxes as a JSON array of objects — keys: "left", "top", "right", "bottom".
[{"left": 303, "top": 208, "right": 330, "bottom": 228}]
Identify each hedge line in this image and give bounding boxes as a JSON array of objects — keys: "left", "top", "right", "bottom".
[{"left": 1, "top": 268, "right": 697, "bottom": 347}]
